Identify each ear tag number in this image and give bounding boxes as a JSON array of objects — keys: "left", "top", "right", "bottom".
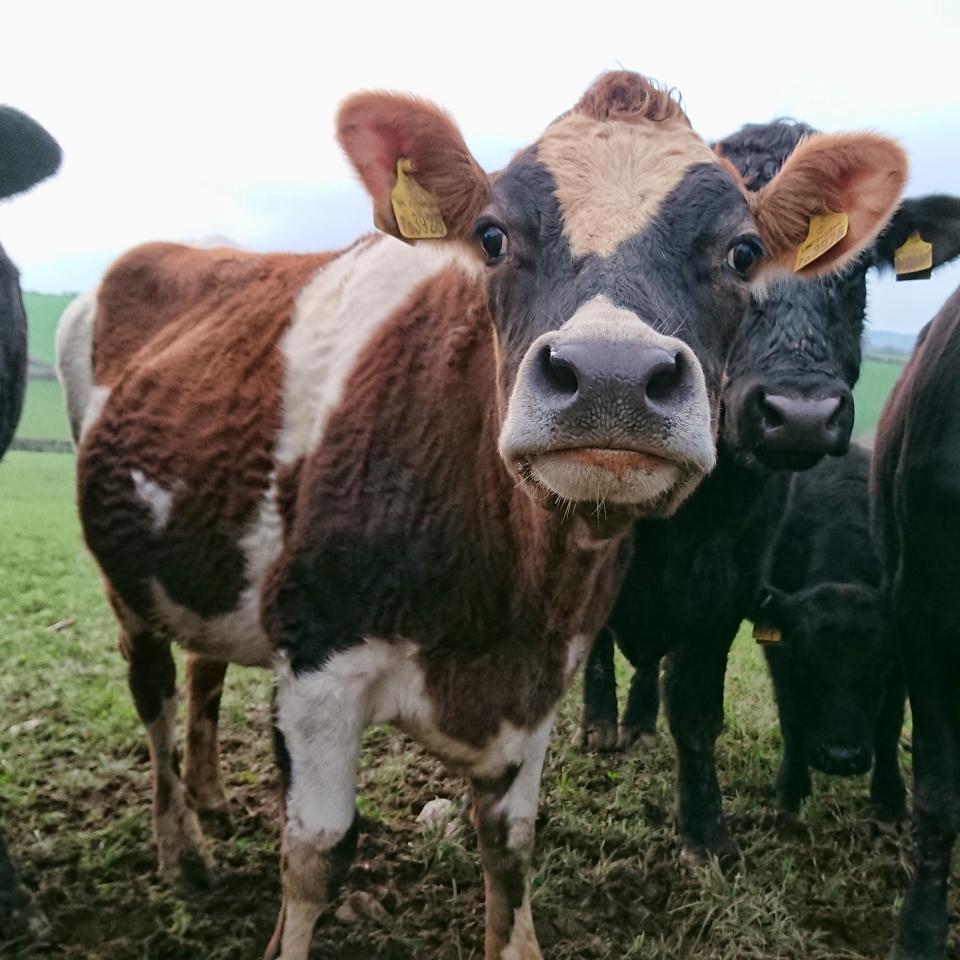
[
  {"left": 390, "top": 158, "right": 447, "bottom": 240},
  {"left": 794, "top": 211, "right": 849, "bottom": 271},
  {"left": 895, "top": 231, "right": 933, "bottom": 281},
  {"left": 753, "top": 623, "right": 783, "bottom": 646}
]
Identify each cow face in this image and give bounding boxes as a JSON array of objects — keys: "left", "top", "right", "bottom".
[
  {"left": 719, "top": 122, "right": 960, "bottom": 471},
  {"left": 338, "top": 73, "right": 907, "bottom": 519},
  {"left": 760, "top": 583, "right": 893, "bottom": 776}
]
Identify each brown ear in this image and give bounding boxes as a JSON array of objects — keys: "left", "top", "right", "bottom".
[
  {"left": 750, "top": 133, "right": 908, "bottom": 277},
  {"left": 337, "top": 92, "right": 489, "bottom": 242}
]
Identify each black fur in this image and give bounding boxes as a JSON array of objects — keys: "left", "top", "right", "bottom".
[
  {"left": 873, "top": 285, "right": 960, "bottom": 960},
  {"left": 756, "top": 445, "right": 905, "bottom": 817},
  {"left": 578, "top": 119, "right": 960, "bottom": 862}
]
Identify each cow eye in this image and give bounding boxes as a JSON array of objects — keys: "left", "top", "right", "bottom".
[
  {"left": 726, "top": 238, "right": 762, "bottom": 278},
  {"left": 480, "top": 225, "right": 508, "bottom": 262}
]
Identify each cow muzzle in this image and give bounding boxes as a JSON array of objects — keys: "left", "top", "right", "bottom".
[{"left": 499, "top": 296, "right": 716, "bottom": 513}]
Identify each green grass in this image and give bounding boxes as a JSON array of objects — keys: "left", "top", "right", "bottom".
[
  {"left": 22, "top": 293, "right": 74, "bottom": 367},
  {"left": 14, "top": 380, "right": 71, "bottom": 442},
  {"left": 853, "top": 357, "right": 905, "bottom": 440},
  {"left": 1, "top": 450, "right": 952, "bottom": 959}
]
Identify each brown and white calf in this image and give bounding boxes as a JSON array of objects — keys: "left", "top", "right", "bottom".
[{"left": 58, "top": 72, "right": 907, "bottom": 959}]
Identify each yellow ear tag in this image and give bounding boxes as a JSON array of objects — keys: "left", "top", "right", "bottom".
[
  {"left": 390, "top": 158, "right": 447, "bottom": 240},
  {"left": 753, "top": 623, "right": 783, "bottom": 646},
  {"left": 794, "top": 211, "right": 849, "bottom": 272},
  {"left": 895, "top": 231, "right": 934, "bottom": 280}
]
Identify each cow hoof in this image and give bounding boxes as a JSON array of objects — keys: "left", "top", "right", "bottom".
[
  {"left": 571, "top": 722, "right": 618, "bottom": 752},
  {"left": 617, "top": 726, "right": 656, "bottom": 751},
  {"left": 175, "top": 849, "right": 216, "bottom": 892},
  {"left": 872, "top": 800, "right": 908, "bottom": 825},
  {"left": 679, "top": 827, "right": 740, "bottom": 871}
]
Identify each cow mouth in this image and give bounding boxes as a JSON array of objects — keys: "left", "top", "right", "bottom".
[{"left": 526, "top": 445, "right": 690, "bottom": 509}]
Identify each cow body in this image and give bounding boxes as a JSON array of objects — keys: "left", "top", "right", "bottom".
[
  {"left": 63, "top": 74, "right": 910, "bottom": 959},
  {"left": 577, "top": 121, "right": 960, "bottom": 862},
  {"left": 0, "top": 105, "right": 61, "bottom": 943},
  {"left": 758, "top": 444, "right": 905, "bottom": 817},
  {"left": 874, "top": 284, "right": 960, "bottom": 960}
]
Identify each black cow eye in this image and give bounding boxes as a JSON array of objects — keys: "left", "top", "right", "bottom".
[
  {"left": 726, "top": 239, "right": 761, "bottom": 277},
  {"left": 480, "top": 225, "right": 508, "bottom": 261}
]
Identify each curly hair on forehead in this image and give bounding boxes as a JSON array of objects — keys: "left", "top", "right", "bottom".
[{"left": 574, "top": 71, "right": 689, "bottom": 126}]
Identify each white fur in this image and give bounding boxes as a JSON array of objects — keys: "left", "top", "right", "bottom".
[
  {"left": 54, "top": 287, "right": 101, "bottom": 444},
  {"left": 130, "top": 469, "right": 176, "bottom": 532},
  {"left": 276, "top": 235, "right": 476, "bottom": 468}
]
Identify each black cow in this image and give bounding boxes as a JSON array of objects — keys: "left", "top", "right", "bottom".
[
  {"left": 874, "top": 281, "right": 960, "bottom": 960},
  {"left": 0, "top": 105, "right": 61, "bottom": 942},
  {"left": 754, "top": 443, "right": 905, "bottom": 819},
  {"left": 577, "top": 119, "right": 960, "bottom": 862}
]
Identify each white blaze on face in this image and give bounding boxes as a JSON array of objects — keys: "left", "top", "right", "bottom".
[{"left": 537, "top": 111, "right": 717, "bottom": 258}]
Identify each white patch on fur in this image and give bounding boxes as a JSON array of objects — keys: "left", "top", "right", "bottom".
[
  {"left": 537, "top": 112, "right": 716, "bottom": 258},
  {"left": 276, "top": 235, "right": 477, "bottom": 467},
  {"left": 564, "top": 633, "right": 591, "bottom": 684},
  {"left": 146, "top": 481, "right": 283, "bottom": 667},
  {"left": 54, "top": 287, "right": 103, "bottom": 444},
  {"left": 130, "top": 469, "right": 176, "bottom": 532},
  {"left": 501, "top": 902, "right": 542, "bottom": 960},
  {"left": 275, "top": 638, "right": 558, "bottom": 840}
]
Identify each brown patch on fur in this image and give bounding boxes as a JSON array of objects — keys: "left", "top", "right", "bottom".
[
  {"left": 337, "top": 94, "right": 489, "bottom": 240},
  {"left": 263, "top": 265, "right": 628, "bottom": 746},
  {"left": 80, "top": 243, "right": 333, "bottom": 621},
  {"left": 751, "top": 133, "right": 908, "bottom": 276},
  {"left": 574, "top": 70, "right": 688, "bottom": 126}
]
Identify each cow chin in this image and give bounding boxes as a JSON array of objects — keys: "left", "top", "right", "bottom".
[{"left": 528, "top": 448, "right": 697, "bottom": 515}]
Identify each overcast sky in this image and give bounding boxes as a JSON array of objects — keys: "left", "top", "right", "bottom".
[{"left": 3, "top": 0, "right": 959, "bottom": 335}]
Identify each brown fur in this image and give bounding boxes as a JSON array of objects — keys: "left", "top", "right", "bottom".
[
  {"left": 337, "top": 94, "right": 489, "bottom": 240},
  {"left": 81, "top": 244, "right": 332, "bottom": 620},
  {"left": 263, "top": 266, "right": 626, "bottom": 744},
  {"left": 574, "top": 70, "right": 689, "bottom": 125}
]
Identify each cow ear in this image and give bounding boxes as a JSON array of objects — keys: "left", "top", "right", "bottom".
[
  {"left": 870, "top": 194, "right": 960, "bottom": 273},
  {"left": 755, "top": 585, "right": 796, "bottom": 630},
  {"left": 749, "top": 132, "right": 907, "bottom": 278},
  {"left": 0, "top": 106, "right": 61, "bottom": 201},
  {"left": 337, "top": 92, "right": 490, "bottom": 244}
]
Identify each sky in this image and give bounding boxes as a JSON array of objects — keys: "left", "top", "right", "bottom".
[{"left": 2, "top": 0, "right": 959, "bottom": 336}]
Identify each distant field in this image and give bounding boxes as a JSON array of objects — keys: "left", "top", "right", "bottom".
[
  {"left": 21, "top": 292, "right": 74, "bottom": 366},
  {"left": 852, "top": 357, "right": 906, "bottom": 440}
]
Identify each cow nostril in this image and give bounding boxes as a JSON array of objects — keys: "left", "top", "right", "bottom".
[
  {"left": 758, "top": 392, "right": 783, "bottom": 429},
  {"left": 537, "top": 345, "right": 579, "bottom": 397},
  {"left": 646, "top": 352, "right": 684, "bottom": 402},
  {"left": 825, "top": 395, "right": 845, "bottom": 429}
]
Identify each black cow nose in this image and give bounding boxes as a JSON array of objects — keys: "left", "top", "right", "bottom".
[
  {"left": 536, "top": 341, "right": 690, "bottom": 415},
  {"left": 759, "top": 393, "right": 850, "bottom": 456},
  {"left": 813, "top": 743, "right": 872, "bottom": 776}
]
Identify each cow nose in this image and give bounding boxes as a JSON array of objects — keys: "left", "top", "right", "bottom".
[
  {"left": 812, "top": 743, "right": 872, "bottom": 776},
  {"left": 535, "top": 341, "right": 691, "bottom": 415},
  {"left": 759, "top": 393, "right": 850, "bottom": 456}
]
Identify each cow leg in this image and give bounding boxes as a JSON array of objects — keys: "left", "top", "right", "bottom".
[
  {"left": 890, "top": 645, "right": 959, "bottom": 960},
  {"left": 264, "top": 668, "right": 364, "bottom": 960},
  {"left": 473, "top": 718, "right": 552, "bottom": 960},
  {"left": 183, "top": 656, "right": 231, "bottom": 827},
  {"left": 573, "top": 629, "right": 618, "bottom": 751},
  {"left": 120, "top": 625, "right": 213, "bottom": 886},
  {"left": 618, "top": 656, "right": 660, "bottom": 750},
  {"left": 662, "top": 630, "right": 738, "bottom": 862},
  {"left": 870, "top": 667, "right": 907, "bottom": 822},
  {"left": 0, "top": 829, "right": 47, "bottom": 942}
]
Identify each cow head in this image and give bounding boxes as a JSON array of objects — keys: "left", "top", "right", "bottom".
[
  {"left": 719, "top": 121, "right": 960, "bottom": 471},
  {"left": 759, "top": 582, "right": 892, "bottom": 776},
  {"left": 338, "top": 73, "right": 906, "bottom": 520}
]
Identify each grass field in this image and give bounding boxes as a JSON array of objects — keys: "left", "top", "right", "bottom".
[
  {"left": 21, "top": 293, "right": 74, "bottom": 368},
  {"left": 1, "top": 450, "right": 953, "bottom": 960}
]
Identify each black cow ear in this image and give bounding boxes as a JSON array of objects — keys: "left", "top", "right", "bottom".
[
  {"left": 0, "top": 106, "right": 61, "bottom": 201},
  {"left": 872, "top": 195, "right": 960, "bottom": 274},
  {"left": 754, "top": 585, "right": 795, "bottom": 630}
]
